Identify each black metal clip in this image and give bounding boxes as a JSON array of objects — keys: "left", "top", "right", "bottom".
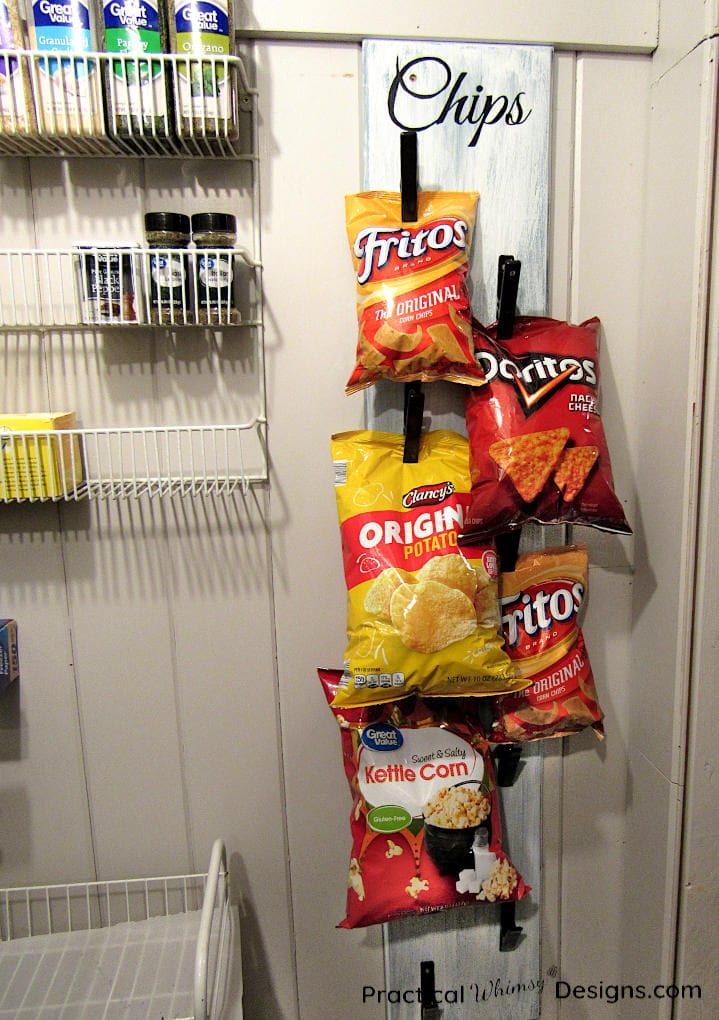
[
  {"left": 403, "top": 379, "right": 424, "bottom": 463},
  {"left": 400, "top": 129, "right": 418, "bottom": 224},
  {"left": 493, "top": 742, "right": 523, "bottom": 787},
  {"left": 400, "top": 130, "right": 424, "bottom": 463},
  {"left": 499, "top": 902, "right": 524, "bottom": 952},
  {"left": 420, "top": 960, "right": 441, "bottom": 1017},
  {"left": 496, "top": 254, "right": 522, "bottom": 340}
]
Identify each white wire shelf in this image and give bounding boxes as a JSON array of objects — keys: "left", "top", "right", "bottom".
[
  {"left": 0, "top": 246, "right": 261, "bottom": 328},
  {"left": 0, "top": 50, "right": 254, "bottom": 158},
  {"left": 0, "top": 422, "right": 268, "bottom": 501}
]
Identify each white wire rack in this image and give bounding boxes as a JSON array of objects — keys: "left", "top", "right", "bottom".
[
  {"left": 0, "top": 246, "right": 261, "bottom": 328},
  {"left": 0, "top": 422, "right": 267, "bottom": 501},
  {"left": 0, "top": 50, "right": 254, "bottom": 158},
  {"left": 0, "top": 839, "right": 240, "bottom": 1020}
]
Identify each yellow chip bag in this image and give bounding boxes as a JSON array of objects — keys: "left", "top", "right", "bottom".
[
  {"left": 330, "top": 429, "right": 524, "bottom": 707},
  {"left": 344, "top": 191, "right": 486, "bottom": 394}
]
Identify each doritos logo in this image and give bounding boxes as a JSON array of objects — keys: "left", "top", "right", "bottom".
[{"left": 475, "top": 350, "right": 598, "bottom": 415}]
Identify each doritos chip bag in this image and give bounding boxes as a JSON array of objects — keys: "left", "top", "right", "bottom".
[
  {"left": 330, "top": 429, "right": 524, "bottom": 708},
  {"left": 463, "top": 316, "right": 631, "bottom": 538},
  {"left": 490, "top": 545, "right": 605, "bottom": 742},
  {"left": 319, "top": 667, "right": 529, "bottom": 928},
  {"left": 344, "top": 191, "right": 486, "bottom": 394}
]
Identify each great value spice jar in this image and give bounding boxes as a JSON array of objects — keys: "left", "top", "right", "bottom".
[
  {"left": 145, "top": 211, "right": 191, "bottom": 323},
  {"left": 191, "top": 212, "right": 240, "bottom": 324}
]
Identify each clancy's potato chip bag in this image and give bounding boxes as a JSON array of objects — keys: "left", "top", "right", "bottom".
[
  {"left": 344, "top": 191, "right": 486, "bottom": 393},
  {"left": 319, "top": 668, "right": 529, "bottom": 928},
  {"left": 490, "top": 545, "right": 605, "bottom": 742},
  {"left": 330, "top": 429, "right": 522, "bottom": 707}
]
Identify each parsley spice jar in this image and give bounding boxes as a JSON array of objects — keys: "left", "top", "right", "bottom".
[
  {"left": 145, "top": 212, "right": 191, "bottom": 323},
  {"left": 191, "top": 212, "right": 240, "bottom": 324}
]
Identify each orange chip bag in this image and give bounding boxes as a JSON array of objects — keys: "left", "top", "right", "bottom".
[
  {"left": 330, "top": 429, "right": 523, "bottom": 708},
  {"left": 344, "top": 191, "right": 486, "bottom": 394},
  {"left": 490, "top": 545, "right": 605, "bottom": 742}
]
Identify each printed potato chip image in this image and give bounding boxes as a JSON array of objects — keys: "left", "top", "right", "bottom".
[
  {"left": 416, "top": 553, "right": 478, "bottom": 600},
  {"left": 363, "top": 567, "right": 415, "bottom": 620},
  {"left": 489, "top": 427, "right": 570, "bottom": 502},
  {"left": 474, "top": 580, "right": 500, "bottom": 629},
  {"left": 390, "top": 579, "right": 477, "bottom": 653},
  {"left": 554, "top": 445, "right": 600, "bottom": 501}
]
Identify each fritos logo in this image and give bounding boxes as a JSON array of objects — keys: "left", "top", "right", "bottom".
[
  {"left": 353, "top": 217, "right": 469, "bottom": 285},
  {"left": 402, "top": 481, "right": 455, "bottom": 509},
  {"left": 501, "top": 580, "right": 584, "bottom": 649}
]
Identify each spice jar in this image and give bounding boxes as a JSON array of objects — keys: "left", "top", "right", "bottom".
[
  {"left": 145, "top": 212, "right": 192, "bottom": 324},
  {"left": 191, "top": 212, "right": 240, "bottom": 324}
]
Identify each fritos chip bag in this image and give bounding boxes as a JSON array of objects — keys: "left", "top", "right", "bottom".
[
  {"left": 344, "top": 191, "right": 486, "bottom": 394},
  {"left": 463, "top": 316, "right": 631, "bottom": 538},
  {"left": 490, "top": 545, "right": 605, "bottom": 742},
  {"left": 331, "top": 429, "right": 524, "bottom": 707},
  {"left": 319, "top": 667, "right": 529, "bottom": 928}
]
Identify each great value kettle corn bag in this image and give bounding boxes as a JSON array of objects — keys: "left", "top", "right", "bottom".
[
  {"left": 344, "top": 191, "right": 486, "bottom": 393},
  {"left": 319, "top": 668, "right": 529, "bottom": 928},
  {"left": 330, "top": 429, "right": 523, "bottom": 707}
]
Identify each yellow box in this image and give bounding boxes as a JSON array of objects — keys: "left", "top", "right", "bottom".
[{"left": 0, "top": 413, "right": 84, "bottom": 500}]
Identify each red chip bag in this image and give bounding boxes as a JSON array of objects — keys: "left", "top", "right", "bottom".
[
  {"left": 490, "top": 546, "right": 605, "bottom": 742},
  {"left": 463, "top": 316, "right": 631, "bottom": 538},
  {"left": 344, "top": 191, "right": 486, "bottom": 394},
  {"left": 319, "top": 668, "right": 529, "bottom": 928}
]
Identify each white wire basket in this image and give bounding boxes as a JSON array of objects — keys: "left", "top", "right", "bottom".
[
  {"left": 0, "top": 421, "right": 268, "bottom": 501},
  {"left": 0, "top": 246, "right": 261, "bottom": 328},
  {"left": 0, "top": 50, "right": 254, "bottom": 158},
  {"left": 0, "top": 839, "right": 240, "bottom": 1019}
]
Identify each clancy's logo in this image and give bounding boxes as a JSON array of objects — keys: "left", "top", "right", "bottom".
[
  {"left": 388, "top": 56, "right": 532, "bottom": 147},
  {"left": 402, "top": 481, "right": 455, "bottom": 509}
]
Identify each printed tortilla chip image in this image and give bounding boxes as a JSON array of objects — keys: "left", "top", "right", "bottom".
[
  {"left": 390, "top": 579, "right": 477, "bottom": 653},
  {"left": 363, "top": 567, "right": 415, "bottom": 620},
  {"left": 553, "top": 445, "right": 600, "bottom": 501},
  {"left": 416, "top": 553, "right": 478, "bottom": 600},
  {"left": 374, "top": 321, "right": 423, "bottom": 354},
  {"left": 489, "top": 427, "right": 570, "bottom": 502}
]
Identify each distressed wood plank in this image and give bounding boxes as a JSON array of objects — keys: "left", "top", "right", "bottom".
[{"left": 360, "top": 40, "right": 552, "bottom": 1019}]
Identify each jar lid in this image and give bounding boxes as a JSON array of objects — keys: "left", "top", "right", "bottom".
[
  {"left": 145, "top": 212, "right": 191, "bottom": 234},
  {"left": 191, "top": 212, "right": 237, "bottom": 235}
]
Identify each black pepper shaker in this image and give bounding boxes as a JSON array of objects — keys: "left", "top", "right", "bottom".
[
  {"left": 191, "top": 212, "right": 239, "bottom": 324},
  {"left": 145, "top": 212, "right": 192, "bottom": 324}
]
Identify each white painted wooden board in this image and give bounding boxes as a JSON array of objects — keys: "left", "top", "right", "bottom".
[
  {"left": 361, "top": 40, "right": 551, "bottom": 1018},
  {"left": 237, "top": 1, "right": 659, "bottom": 54}
]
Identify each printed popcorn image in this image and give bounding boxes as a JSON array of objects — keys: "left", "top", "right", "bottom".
[{"left": 319, "top": 669, "right": 528, "bottom": 928}]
